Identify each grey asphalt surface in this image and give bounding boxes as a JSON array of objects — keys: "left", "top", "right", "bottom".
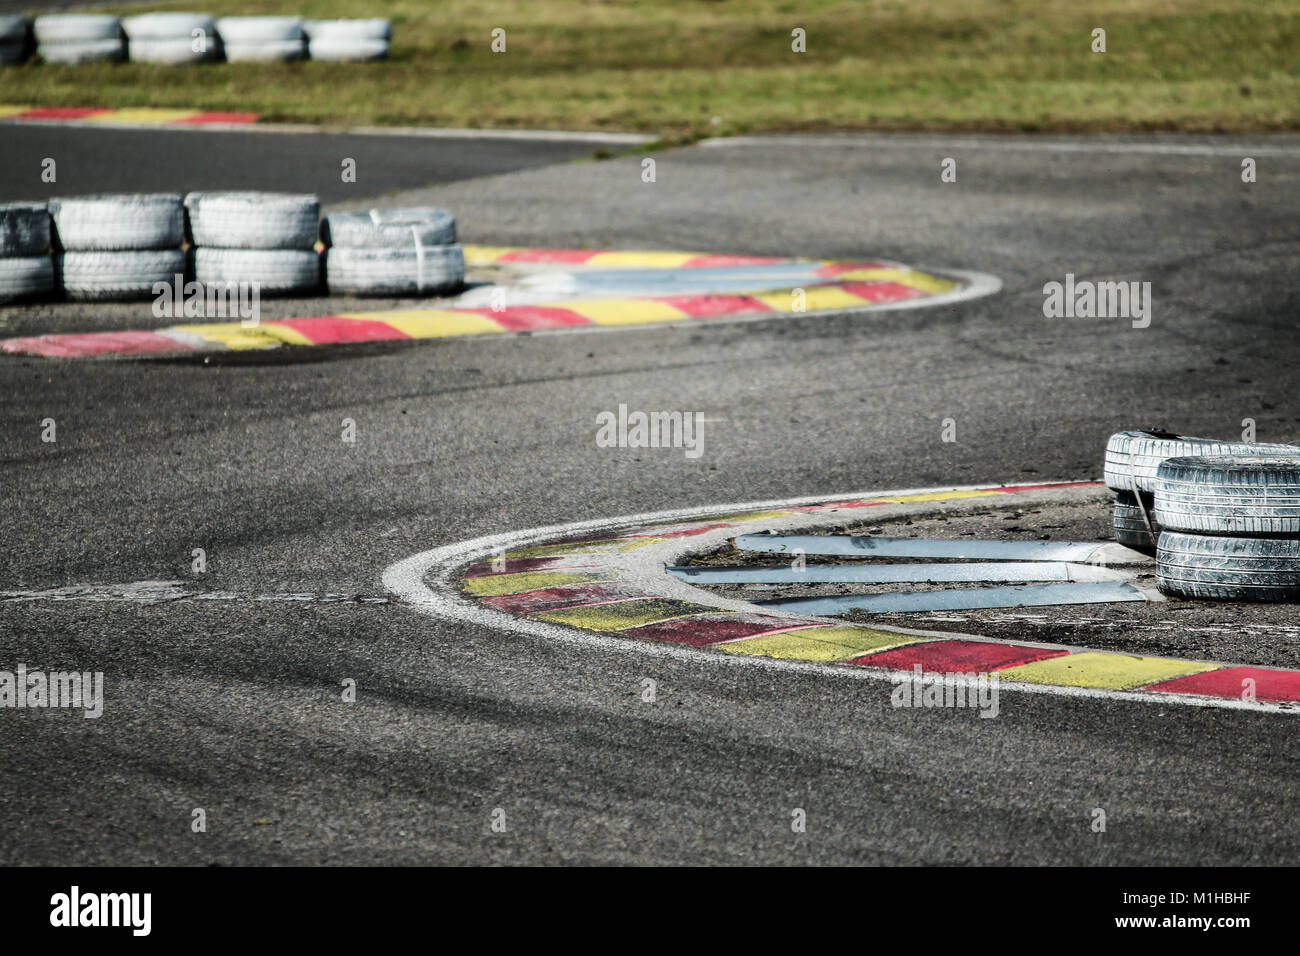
[{"left": 2, "top": 128, "right": 1299, "bottom": 865}]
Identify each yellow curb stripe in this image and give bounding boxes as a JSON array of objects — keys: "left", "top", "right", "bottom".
[
  {"left": 876, "top": 489, "right": 1003, "bottom": 504},
  {"left": 585, "top": 251, "right": 699, "bottom": 269},
  {"left": 0, "top": 105, "right": 35, "bottom": 118},
  {"left": 996, "top": 652, "right": 1221, "bottom": 690},
  {"left": 831, "top": 267, "right": 957, "bottom": 293},
  {"left": 698, "top": 509, "right": 797, "bottom": 523},
  {"left": 532, "top": 598, "right": 715, "bottom": 631},
  {"left": 560, "top": 298, "right": 689, "bottom": 326},
  {"left": 463, "top": 570, "right": 611, "bottom": 597},
  {"left": 719, "top": 625, "right": 923, "bottom": 661},
  {"left": 340, "top": 309, "right": 505, "bottom": 339},
  {"left": 257, "top": 322, "right": 316, "bottom": 346},
  {"left": 169, "top": 323, "right": 282, "bottom": 350},
  {"left": 505, "top": 536, "right": 668, "bottom": 560},
  {"left": 461, "top": 245, "right": 518, "bottom": 264},
  {"left": 751, "top": 286, "right": 868, "bottom": 313},
  {"left": 83, "top": 108, "right": 202, "bottom": 125}
]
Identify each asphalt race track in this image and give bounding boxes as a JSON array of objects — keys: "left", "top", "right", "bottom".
[{"left": 2, "top": 126, "right": 1298, "bottom": 864}]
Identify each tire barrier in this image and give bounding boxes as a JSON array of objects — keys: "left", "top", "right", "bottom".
[
  {"left": 321, "top": 208, "right": 463, "bottom": 296},
  {"left": 1104, "top": 432, "right": 1300, "bottom": 602},
  {"left": 122, "top": 13, "right": 218, "bottom": 64},
  {"left": 0, "top": 194, "right": 458, "bottom": 303},
  {"left": 5, "top": 14, "right": 389, "bottom": 65},
  {"left": 33, "top": 15, "right": 125, "bottom": 64},
  {"left": 187, "top": 192, "right": 321, "bottom": 296}
]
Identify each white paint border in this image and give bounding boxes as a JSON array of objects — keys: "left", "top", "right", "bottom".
[{"left": 383, "top": 481, "right": 1300, "bottom": 715}]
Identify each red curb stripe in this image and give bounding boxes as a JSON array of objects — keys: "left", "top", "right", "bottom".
[
  {"left": 175, "top": 111, "right": 259, "bottom": 125},
  {"left": 621, "top": 613, "right": 809, "bottom": 647},
  {"left": 837, "top": 281, "right": 929, "bottom": 303},
  {"left": 267, "top": 316, "right": 410, "bottom": 345},
  {"left": 497, "top": 249, "right": 601, "bottom": 264},
  {"left": 463, "top": 557, "right": 599, "bottom": 578},
  {"left": 18, "top": 107, "right": 112, "bottom": 120},
  {"left": 847, "top": 639, "right": 1070, "bottom": 673},
  {"left": 680, "top": 254, "right": 789, "bottom": 268},
  {"left": 812, "top": 261, "right": 892, "bottom": 277},
  {"left": 462, "top": 305, "right": 592, "bottom": 332},
  {"left": 481, "top": 583, "right": 643, "bottom": 614},
  {"left": 0, "top": 330, "right": 189, "bottom": 357},
  {"left": 1144, "top": 666, "right": 1300, "bottom": 703},
  {"left": 655, "top": 294, "right": 775, "bottom": 318}
]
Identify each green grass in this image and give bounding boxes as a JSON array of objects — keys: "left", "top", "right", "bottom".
[{"left": 7, "top": 0, "right": 1299, "bottom": 134}]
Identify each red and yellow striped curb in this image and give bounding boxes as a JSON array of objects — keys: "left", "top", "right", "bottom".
[
  {"left": 0, "top": 105, "right": 258, "bottom": 125},
  {"left": 455, "top": 482, "right": 1300, "bottom": 707},
  {"left": 0, "top": 247, "right": 963, "bottom": 359}
]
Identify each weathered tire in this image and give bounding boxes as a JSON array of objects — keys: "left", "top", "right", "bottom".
[
  {"left": 0, "top": 15, "right": 28, "bottom": 42},
  {"left": 193, "top": 248, "right": 319, "bottom": 295},
  {"left": 38, "top": 38, "right": 125, "bottom": 64},
  {"left": 185, "top": 192, "right": 320, "bottom": 250},
  {"left": 0, "top": 256, "right": 54, "bottom": 302},
  {"left": 57, "top": 249, "right": 184, "bottom": 301},
  {"left": 1113, "top": 491, "right": 1160, "bottom": 553},
  {"left": 1157, "top": 531, "right": 1300, "bottom": 602},
  {"left": 1154, "top": 455, "right": 1300, "bottom": 536},
  {"left": 122, "top": 13, "right": 215, "bottom": 39},
  {"left": 50, "top": 194, "right": 184, "bottom": 251},
  {"left": 322, "top": 208, "right": 456, "bottom": 249},
  {"left": 215, "top": 16, "right": 302, "bottom": 43},
  {"left": 0, "top": 203, "right": 51, "bottom": 257},
  {"left": 307, "top": 38, "right": 388, "bottom": 62},
  {"left": 220, "top": 39, "right": 303, "bottom": 62},
  {"left": 1104, "top": 430, "right": 1297, "bottom": 494},
  {"left": 33, "top": 14, "right": 121, "bottom": 44},
  {"left": 325, "top": 244, "right": 463, "bottom": 296},
  {"left": 0, "top": 15, "right": 29, "bottom": 63},
  {"left": 128, "top": 36, "right": 219, "bottom": 63},
  {"left": 303, "top": 18, "right": 390, "bottom": 41}
]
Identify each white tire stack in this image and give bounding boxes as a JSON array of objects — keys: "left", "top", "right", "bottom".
[
  {"left": 123, "top": 12, "right": 218, "bottom": 64},
  {"left": 0, "top": 15, "right": 31, "bottom": 66},
  {"left": 50, "top": 194, "right": 185, "bottom": 301},
  {"left": 303, "top": 18, "right": 390, "bottom": 61},
  {"left": 215, "top": 17, "right": 304, "bottom": 62},
  {"left": 1103, "top": 429, "right": 1297, "bottom": 553},
  {"left": 34, "top": 14, "right": 125, "bottom": 64},
  {"left": 1155, "top": 456, "right": 1300, "bottom": 602},
  {"left": 0, "top": 203, "right": 54, "bottom": 303},
  {"left": 322, "top": 207, "right": 463, "bottom": 296},
  {"left": 186, "top": 192, "right": 320, "bottom": 296}
]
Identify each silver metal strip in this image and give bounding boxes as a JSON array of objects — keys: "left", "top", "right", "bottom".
[
  {"left": 665, "top": 561, "right": 1126, "bottom": 585},
  {"left": 752, "top": 581, "right": 1149, "bottom": 615},
  {"left": 734, "top": 534, "right": 1112, "bottom": 562}
]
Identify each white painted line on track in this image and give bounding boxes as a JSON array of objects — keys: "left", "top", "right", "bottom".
[
  {"left": 700, "top": 134, "right": 1300, "bottom": 158},
  {"left": 382, "top": 482, "right": 1298, "bottom": 715},
  {"left": 0, "top": 117, "right": 652, "bottom": 144}
]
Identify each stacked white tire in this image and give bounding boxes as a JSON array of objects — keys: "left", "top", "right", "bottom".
[
  {"left": 0, "top": 203, "right": 54, "bottom": 303},
  {"left": 0, "top": 15, "right": 31, "bottom": 66},
  {"left": 1154, "top": 455, "right": 1300, "bottom": 602},
  {"left": 215, "top": 17, "right": 304, "bottom": 62},
  {"left": 1103, "top": 430, "right": 1297, "bottom": 554},
  {"left": 303, "top": 19, "right": 390, "bottom": 61},
  {"left": 50, "top": 195, "right": 185, "bottom": 301},
  {"left": 123, "top": 13, "right": 218, "bottom": 64},
  {"left": 34, "top": 14, "right": 125, "bottom": 64},
  {"left": 322, "top": 208, "right": 463, "bottom": 296},
  {"left": 186, "top": 192, "right": 320, "bottom": 296}
]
